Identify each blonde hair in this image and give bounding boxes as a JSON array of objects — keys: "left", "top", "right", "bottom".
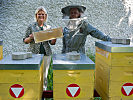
[
  {"left": 35, "top": 6, "right": 48, "bottom": 22},
  {"left": 35, "top": 6, "right": 47, "bottom": 15}
]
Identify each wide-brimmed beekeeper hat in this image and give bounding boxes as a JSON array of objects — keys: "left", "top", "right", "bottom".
[{"left": 61, "top": 5, "right": 86, "bottom": 16}]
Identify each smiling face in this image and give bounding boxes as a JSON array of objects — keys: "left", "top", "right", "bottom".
[
  {"left": 69, "top": 8, "right": 80, "bottom": 19},
  {"left": 36, "top": 10, "right": 47, "bottom": 23}
]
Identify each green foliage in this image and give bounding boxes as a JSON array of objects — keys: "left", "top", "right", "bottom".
[
  {"left": 87, "top": 49, "right": 95, "bottom": 62},
  {"left": 94, "top": 97, "right": 102, "bottom": 100},
  {"left": 47, "top": 59, "right": 53, "bottom": 90}
]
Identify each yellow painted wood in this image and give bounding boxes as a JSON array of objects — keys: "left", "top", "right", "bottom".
[
  {"left": 95, "top": 58, "right": 109, "bottom": 79},
  {"left": 95, "top": 47, "right": 133, "bottom": 100},
  {"left": 53, "top": 70, "right": 94, "bottom": 84},
  {"left": 95, "top": 85, "right": 108, "bottom": 100},
  {"left": 95, "top": 70, "right": 109, "bottom": 95},
  {"left": 109, "top": 97, "right": 133, "bottom": 100},
  {"left": 53, "top": 83, "right": 94, "bottom": 99},
  {"left": 0, "top": 46, "right": 3, "bottom": 60},
  {"left": 110, "top": 67, "right": 133, "bottom": 82},
  {"left": 0, "top": 58, "right": 44, "bottom": 100},
  {"left": 95, "top": 57, "right": 110, "bottom": 94},
  {"left": 95, "top": 47, "right": 111, "bottom": 65},
  {"left": 95, "top": 65, "right": 133, "bottom": 97},
  {"left": 109, "top": 81, "right": 133, "bottom": 98},
  {"left": 0, "top": 58, "right": 44, "bottom": 84},
  {"left": 54, "top": 98, "right": 94, "bottom": 100},
  {"left": 53, "top": 70, "right": 95, "bottom": 99},
  {"left": 0, "top": 70, "right": 41, "bottom": 83},
  {"left": 0, "top": 83, "right": 40, "bottom": 96},
  {"left": 111, "top": 53, "right": 133, "bottom": 66},
  {"left": 96, "top": 47, "right": 133, "bottom": 67},
  {"left": 0, "top": 97, "right": 42, "bottom": 100},
  {"left": 96, "top": 82, "right": 133, "bottom": 100}
]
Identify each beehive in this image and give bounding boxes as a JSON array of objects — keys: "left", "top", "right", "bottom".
[
  {"left": 53, "top": 54, "right": 95, "bottom": 100},
  {"left": 0, "top": 40, "right": 3, "bottom": 60},
  {"left": 0, "top": 54, "right": 44, "bottom": 100},
  {"left": 95, "top": 41, "right": 133, "bottom": 100}
]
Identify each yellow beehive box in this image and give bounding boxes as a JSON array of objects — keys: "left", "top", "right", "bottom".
[
  {"left": 95, "top": 41, "right": 133, "bottom": 100},
  {"left": 53, "top": 54, "right": 95, "bottom": 100},
  {"left": 0, "top": 54, "right": 44, "bottom": 100},
  {"left": 0, "top": 40, "right": 3, "bottom": 60}
]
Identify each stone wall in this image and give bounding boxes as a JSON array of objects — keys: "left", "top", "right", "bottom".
[{"left": 0, "top": 0, "right": 133, "bottom": 56}]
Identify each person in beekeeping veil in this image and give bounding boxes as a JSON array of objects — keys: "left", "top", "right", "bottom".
[{"left": 61, "top": 5, "right": 111, "bottom": 54}]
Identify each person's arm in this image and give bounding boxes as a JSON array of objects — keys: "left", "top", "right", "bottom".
[
  {"left": 85, "top": 22, "right": 111, "bottom": 41},
  {"left": 23, "top": 25, "right": 34, "bottom": 44},
  {"left": 24, "top": 34, "right": 34, "bottom": 44}
]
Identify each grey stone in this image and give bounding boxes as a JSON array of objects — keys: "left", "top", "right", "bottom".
[
  {"left": 12, "top": 52, "right": 32, "bottom": 60},
  {"left": 66, "top": 51, "right": 81, "bottom": 61},
  {"left": 12, "top": 52, "right": 27, "bottom": 60},
  {"left": 111, "top": 38, "right": 130, "bottom": 45},
  {"left": 26, "top": 52, "right": 32, "bottom": 58}
]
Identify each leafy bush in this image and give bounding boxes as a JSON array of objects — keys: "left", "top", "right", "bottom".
[{"left": 47, "top": 59, "right": 53, "bottom": 90}]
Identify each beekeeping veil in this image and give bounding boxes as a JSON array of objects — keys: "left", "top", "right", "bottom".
[{"left": 61, "top": 5, "right": 87, "bottom": 31}]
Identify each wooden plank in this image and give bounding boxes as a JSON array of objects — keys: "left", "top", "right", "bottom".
[
  {"left": 53, "top": 83, "right": 94, "bottom": 99},
  {"left": 109, "top": 97, "right": 133, "bottom": 100},
  {"left": 96, "top": 47, "right": 133, "bottom": 66},
  {"left": 96, "top": 47, "right": 111, "bottom": 65},
  {"left": 109, "top": 81, "right": 133, "bottom": 98},
  {"left": 0, "top": 97, "right": 41, "bottom": 100},
  {"left": 95, "top": 57, "right": 110, "bottom": 80},
  {"left": 96, "top": 80, "right": 133, "bottom": 99},
  {"left": 33, "top": 27, "right": 63, "bottom": 43},
  {"left": 53, "top": 70, "right": 94, "bottom": 84},
  {"left": 111, "top": 53, "right": 133, "bottom": 66},
  {"left": 95, "top": 72, "right": 109, "bottom": 95},
  {"left": 0, "top": 59, "right": 44, "bottom": 83},
  {"left": 110, "top": 66, "right": 133, "bottom": 82},
  {"left": 95, "top": 57, "right": 110, "bottom": 94},
  {"left": 0, "top": 46, "right": 3, "bottom": 60},
  {"left": 0, "top": 70, "right": 41, "bottom": 83},
  {"left": 54, "top": 98, "right": 94, "bottom": 100}
]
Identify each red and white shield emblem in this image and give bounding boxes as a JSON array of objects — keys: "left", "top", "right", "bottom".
[
  {"left": 9, "top": 84, "right": 24, "bottom": 98},
  {"left": 66, "top": 84, "right": 80, "bottom": 97},
  {"left": 121, "top": 83, "right": 133, "bottom": 96}
]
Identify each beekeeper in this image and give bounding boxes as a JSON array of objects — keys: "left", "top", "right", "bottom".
[{"left": 61, "top": 5, "right": 111, "bottom": 54}]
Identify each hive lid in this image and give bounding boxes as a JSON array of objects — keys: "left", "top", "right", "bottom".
[
  {"left": 95, "top": 41, "right": 133, "bottom": 53},
  {"left": 53, "top": 54, "right": 95, "bottom": 70},
  {"left": 0, "top": 54, "right": 43, "bottom": 70}
]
